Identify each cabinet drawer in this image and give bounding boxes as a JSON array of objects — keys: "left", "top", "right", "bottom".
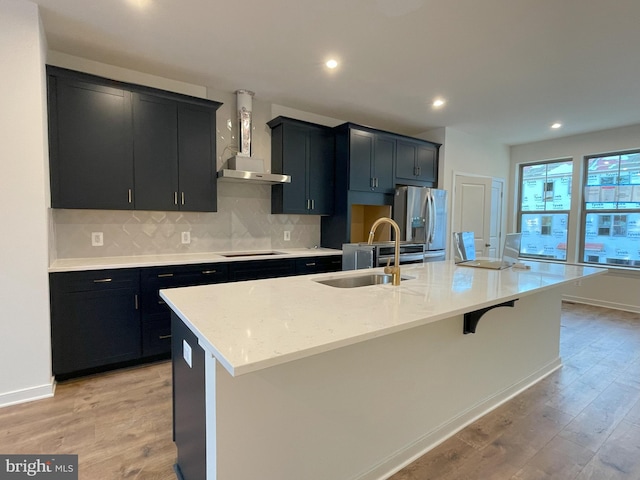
[
  {"left": 295, "top": 256, "right": 342, "bottom": 274},
  {"left": 142, "top": 314, "right": 172, "bottom": 357},
  {"left": 50, "top": 269, "right": 139, "bottom": 293},
  {"left": 140, "top": 263, "right": 229, "bottom": 314}
]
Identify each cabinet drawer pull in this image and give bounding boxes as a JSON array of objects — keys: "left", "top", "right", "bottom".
[
  {"left": 128, "top": 188, "right": 132, "bottom": 204},
  {"left": 202, "top": 270, "right": 217, "bottom": 274},
  {"left": 174, "top": 192, "right": 178, "bottom": 205},
  {"left": 135, "top": 294, "right": 139, "bottom": 310},
  {"left": 306, "top": 262, "right": 316, "bottom": 266},
  {"left": 93, "top": 278, "right": 112, "bottom": 283},
  {"left": 158, "top": 334, "right": 172, "bottom": 340},
  {"left": 181, "top": 192, "right": 185, "bottom": 205},
  {"left": 157, "top": 273, "right": 174, "bottom": 278}
]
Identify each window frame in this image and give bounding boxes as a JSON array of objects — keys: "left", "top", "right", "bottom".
[
  {"left": 517, "top": 159, "right": 573, "bottom": 261},
  {"left": 580, "top": 150, "right": 640, "bottom": 269}
]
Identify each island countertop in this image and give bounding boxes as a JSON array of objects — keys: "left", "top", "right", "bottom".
[{"left": 160, "top": 260, "right": 606, "bottom": 377}]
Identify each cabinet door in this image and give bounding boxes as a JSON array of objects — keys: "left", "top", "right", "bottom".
[
  {"left": 307, "top": 126, "right": 334, "bottom": 214},
  {"left": 415, "top": 144, "right": 437, "bottom": 183},
  {"left": 282, "top": 123, "right": 309, "bottom": 214},
  {"left": 50, "top": 270, "right": 141, "bottom": 377},
  {"left": 177, "top": 104, "right": 217, "bottom": 212},
  {"left": 49, "top": 76, "right": 134, "bottom": 209},
  {"left": 349, "top": 130, "right": 375, "bottom": 192},
  {"left": 133, "top": 93, "right": 179, "bottom": 211},
  {"left": 395, "top": 139, "right": 418, "bottom": 180},
  {"left": 373, "top": 135, "right": 395, "bottom": 193}
]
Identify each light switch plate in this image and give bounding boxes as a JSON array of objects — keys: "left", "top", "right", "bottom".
[
  {"left": 284, "top": 231, "right": 291, "bottom": 241},
  {"left": 181, "top": 231, "right": 191, "bottom": 244},
  {"left": 183, "top": 340, "right": 192, "bottom": 368}
]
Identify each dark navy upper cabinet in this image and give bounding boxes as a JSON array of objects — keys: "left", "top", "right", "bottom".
[
  {"left": 133, "top": 93, "right": 179, "bottom": 211},
  {"left": 48, "top": 73, "right": 134, "bottom": 210},
  {"left": 395, "top": 138, "right": 438, "bottom": 186},
  {"left": 347, "top": 127, "right": 394, "bottom": 194},
  {"left": 268, "top": 116, "right": 335, "bottom": 215},
  {"left": 47, "top": 66, "right": 221, "bottom": 212}
]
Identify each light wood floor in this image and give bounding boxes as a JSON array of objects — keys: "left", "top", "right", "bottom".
[{"left": 0, "top": 302, "right": 638, "bottom": 480}]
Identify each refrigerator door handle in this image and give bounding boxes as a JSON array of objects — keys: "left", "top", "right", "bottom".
[{"left": 429, "top": 192, "right": 436, "bottom": 244}]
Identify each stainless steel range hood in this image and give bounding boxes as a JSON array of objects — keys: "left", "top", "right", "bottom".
[
  {"left": 217, "top": 168, "right": 291, "bottom": 184},
  {"left": 217, "top": 90, "right": 291, "bottom": 185}
]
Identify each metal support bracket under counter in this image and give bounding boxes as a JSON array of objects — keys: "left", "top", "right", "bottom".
[{"left": 463, "top": 299, "right": 519, "bottom": 334}]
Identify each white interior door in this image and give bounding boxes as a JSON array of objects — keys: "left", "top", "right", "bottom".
[{"left": 453, "top": 174, "right": 493, "bottom": 257}]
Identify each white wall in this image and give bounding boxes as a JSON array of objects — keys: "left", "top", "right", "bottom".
[
  {"left": 419, "top": 126, "right": 511, "bottom": 258},
  {"left": 510, "top": 124, "right": 640, "bottom": 313},
  {"left": 0, "top": 0, "right": 54, "bottom": 406}
]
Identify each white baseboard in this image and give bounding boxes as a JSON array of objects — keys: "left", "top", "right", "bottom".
[
  {"left": 362, "top": 358, "right": 563, "bottom": 480},
  {"left": 562, "top": 294, "right": 640, "bottom": 314},
  {"left": 0, "top": 378, "right": 55, "bottom": 409}
]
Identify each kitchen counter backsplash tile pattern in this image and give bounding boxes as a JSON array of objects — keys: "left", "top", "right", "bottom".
[{"left": 52, "top": 183, "right": 320, "bottom": 259}]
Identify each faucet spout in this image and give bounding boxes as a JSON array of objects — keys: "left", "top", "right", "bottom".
[{"left": 367, "top": 217, "right": 402, "bottom": 286}]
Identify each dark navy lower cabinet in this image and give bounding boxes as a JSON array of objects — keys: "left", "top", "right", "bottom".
[{"left": 50, "top": 269, "right": 141, "bottom": 379}]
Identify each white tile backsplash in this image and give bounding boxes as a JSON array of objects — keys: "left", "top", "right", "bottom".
[{"left": 52, "top": 182, "right": 321, "bottom": 259}]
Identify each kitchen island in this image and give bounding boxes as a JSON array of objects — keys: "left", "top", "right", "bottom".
[{"left": 161, "top": 260, "right": 606, "bottom": 480}]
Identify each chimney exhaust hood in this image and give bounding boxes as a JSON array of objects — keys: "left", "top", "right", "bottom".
[{"left": 217, "top": 89, "right": 291, "bottom": 185}]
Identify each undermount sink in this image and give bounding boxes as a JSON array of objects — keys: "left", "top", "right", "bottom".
[
  {"left": 315, "top": 273, "right": 412, "bottom": 288},
  {"left": 220, "top": 251, "right": 286, "bottom": 258}
]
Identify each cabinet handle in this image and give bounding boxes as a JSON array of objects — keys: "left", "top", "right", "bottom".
[
  {"left": 128, "top": 189, "right": 132, "bottom": 204},
  {"left": 158, "top": 299, "right": 166, "bottom": 305},
  {"left": 375, "top": 178, "right": 379, "bottom": 188},
  {"left": 93, "top": 278, "right": 112, "bottom": 283},
  {"left": 159, "top": 334, "right": 172, "bottom": 340},
  {"left": 417, "top": 166, "right": 421, "bottom": 176},
  {"left": 157, "top": 273, "right": 174, "bottom": 278},
  {"left": 181, "top": 192, "right": 185, "bottom": 205},
  {"left": 135, "top": 294, "right": 139, "bottom": 310},
  {"left": 370, "top": 178, "right": 375, "bottom": 188},
  {"left": 174, "top": 192, "right": 178, "bottom": 205},
  {"left": 202, "top": 270, "right": 217, "bottom": 274},
  {"left": 306, "top": 262, "right": 316, "bottom": 266},
  {"left": 311, "top": 199, "right": 315, "bottom": 210}
]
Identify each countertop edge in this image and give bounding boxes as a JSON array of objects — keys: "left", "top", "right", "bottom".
[{"left": 48, "top": 248, "right": 342, "bottom": 272}]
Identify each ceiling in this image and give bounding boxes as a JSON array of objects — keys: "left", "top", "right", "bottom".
[{"left": 32, "top": 0, "right": 640, "bottom": 146}]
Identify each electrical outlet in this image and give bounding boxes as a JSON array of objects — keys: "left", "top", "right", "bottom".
[
  {"left": 91, "top": 232, "right": 103, "bottom": 247},
  {"left": 284, "top": 231, "right": 291, "bottom": 241},
  {"left": 181, "top": 231, "right": 191, "bottom": 244}
]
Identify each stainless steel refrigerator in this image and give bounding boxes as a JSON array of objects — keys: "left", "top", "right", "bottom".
[{"left": 393, "top": 186, "right": 447, "bottom": 261}]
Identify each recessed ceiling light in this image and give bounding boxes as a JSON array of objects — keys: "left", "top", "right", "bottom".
[
  {"left": 326, "top": 59, "right": 338, "bottom": 69},
  {"left": 432, "top": 98, "right": 446, "bottom": 108},
  {"left": 551, "top": 122, "right": 562, "bottom": 129}
]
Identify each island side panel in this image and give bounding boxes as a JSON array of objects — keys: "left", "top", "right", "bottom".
[
  {"left": 172, "top": 313, "right": 207, "bottom": 480},
  {"left": 212, "top": 289, "right": 562, "bottom": 480}
]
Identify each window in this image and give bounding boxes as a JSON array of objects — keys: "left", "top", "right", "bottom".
[
  {"left": 518, "top": 160, "right": 572, "bottom": 260},
  {"left": 582, "top": 152, "right": 640, "bottom": 267}
]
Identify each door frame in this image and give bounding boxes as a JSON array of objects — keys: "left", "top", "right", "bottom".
[{"left": 451, "top": 171, "right": 506, "bottom": 259}]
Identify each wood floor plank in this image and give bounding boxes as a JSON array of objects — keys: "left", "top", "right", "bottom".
[
  {"left": 511, "top": 436, "right": 595, "bottom": 480},
  {"left": 574, "top": 421, "right": 640, "bottom": 480}
]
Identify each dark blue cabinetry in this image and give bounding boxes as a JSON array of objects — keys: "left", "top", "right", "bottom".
[
  {"left": 47, "top": 66, "right": 221, "bottom": 212},
  {"left": 50, "top": 255, "right": 340, "bottom": 379},
  {"left": 268, "top": 116, "right": 335, "bottom": 215}
]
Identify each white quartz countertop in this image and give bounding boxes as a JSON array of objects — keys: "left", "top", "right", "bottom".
[
  {"left": 160, "top": 260, "right": 606, "bottom": 377},
  {"left": 48, "top": 248, "right": 341, "bottom": 272}
]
